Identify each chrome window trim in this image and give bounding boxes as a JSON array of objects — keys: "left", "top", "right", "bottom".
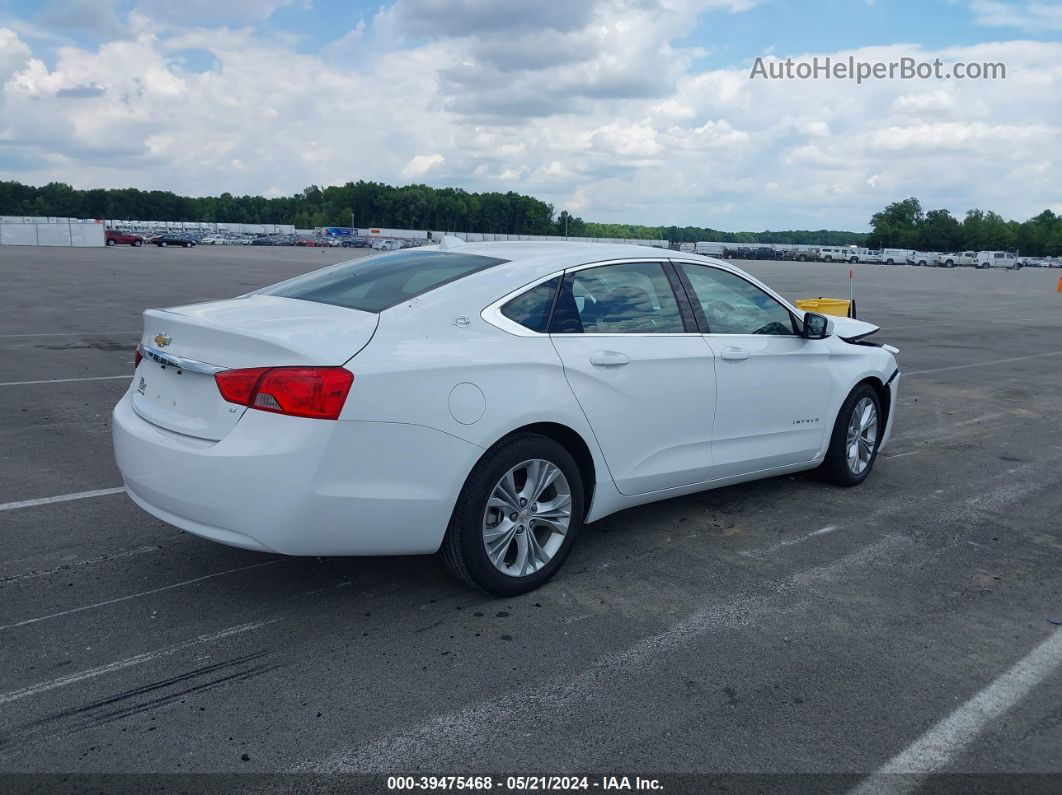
[
  {"left": 481, "top": 257, "right": 682, "bottom": 338},
  {"left": 138, "top": 344, "right": 227, "bottom": 375}
]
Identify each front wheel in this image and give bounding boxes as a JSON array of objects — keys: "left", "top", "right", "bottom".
[
  {"left": 440, "top": 433, "right": 584, "bottom": 596},
  {"left": 106, "top": 239, "right": 116, "bottom": 246},
  {"left": 133, "top": 239, "right": 142, "bottom": 247},
  {"left": 819, "top": 384, "right": 882, "bottom": 487},
  {"left": 160, "top": 241, "right": 167, "bottom": 247}
]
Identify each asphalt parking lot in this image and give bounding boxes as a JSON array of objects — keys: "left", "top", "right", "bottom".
[{"left": 1, "top": 245, "right": 1060, "bottom": 789}]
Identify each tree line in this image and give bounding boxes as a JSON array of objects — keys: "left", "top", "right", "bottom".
[
  {"left": 867, "top": 198, "right": 1061, "bottom": 256},
  {"left": 0, "top": 179, "right": 865, "bottom": 244},
  {"left": 1, "top": 180, "right": 1057, "bottom": 254}
]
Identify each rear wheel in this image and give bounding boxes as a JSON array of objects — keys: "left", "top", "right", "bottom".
[
  {"left": 106, "top": 238, "right": 116, "bottom": 246},
  {"left": 160, "top": 241, "right": 167, "bottom": 247},
  {"left": 133, "top": 239, "right": 142, "bottom": 247},
  {"left": 183, "top": 242, "right": 191, "bottom": 248},
  {"left": 820, "top": 384, "right": 882, "bottom": 487},
  {"left": 441, "top": 433, "right": 584, "bottom": 596}
]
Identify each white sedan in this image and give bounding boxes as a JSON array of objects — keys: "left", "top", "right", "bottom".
[{"left": 113, "top": 240, "right": 899, "bottom": 595}]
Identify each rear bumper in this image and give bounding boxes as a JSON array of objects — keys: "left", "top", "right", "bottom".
[{"left": 112, "top": 391, "right": 482, "bottom": 556}]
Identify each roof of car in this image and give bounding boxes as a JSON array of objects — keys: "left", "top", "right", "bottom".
[{"left": 419, "top": 240, "right": 715, "bottom": 275}]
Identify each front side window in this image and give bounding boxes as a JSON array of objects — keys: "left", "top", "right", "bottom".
[
  {"left": 550, "top": 262, "right": 685, "bottom": 334},
  {"left": 500, "top": 277, "right": 559, "bottom": 333},
  {"left": 257, "top": 251, "right": 508, "bottom": 313},
  {"left": 679, "top": 264, "right": 796, "bottom": 336}
]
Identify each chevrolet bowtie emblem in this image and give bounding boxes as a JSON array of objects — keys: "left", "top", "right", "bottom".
[{"left": 154, "top": 333, "right": 171, "bottom": 348}]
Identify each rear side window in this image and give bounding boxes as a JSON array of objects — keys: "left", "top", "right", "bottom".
[
  {"left": 500, "top": 278, "right": 559, "bottom": 333},
  {"left": 257, "top": 251, "right": 508, "bottom": 313},
  {"left": 550, "top": 262, "right": 685, "bottom": 334}
]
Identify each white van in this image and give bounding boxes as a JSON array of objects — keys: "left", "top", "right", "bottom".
[
  {"left": 694, "top": 242, "right": 730, "bottom": 257},
  {"left": 976, "top": 251, "right": 1021, "bottom": 270},
  {"left": 819, "top": 246, "right": 859, "bottom": 263},
  {"left": 880, "top": 249, "right": 915, "bottom": 265},
  {"left": 859, "top": 249, "right": 882, "bottom": 264}
]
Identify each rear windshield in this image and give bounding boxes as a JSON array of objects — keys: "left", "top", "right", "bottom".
[{"left": 256, "top": 251, "right": 508, "bottom": 313}]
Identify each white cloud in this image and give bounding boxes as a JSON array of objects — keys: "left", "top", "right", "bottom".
[
  {"left": 0, "top": 3, "right": 1060, "bottom": 232},
  {"left": 402, "top": 154, "right": 445, "bottom": 177},
  {"left": 968, "top": 1, "right": 1062, "bottom": 31}
]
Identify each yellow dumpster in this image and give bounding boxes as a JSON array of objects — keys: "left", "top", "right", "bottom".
[{"left": 794, "top": 298, "right": 854, "bottom": 318}]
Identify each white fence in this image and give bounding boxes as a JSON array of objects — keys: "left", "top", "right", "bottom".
[{"left": 0, "top": 219, "right": 105, "bottom": 247}]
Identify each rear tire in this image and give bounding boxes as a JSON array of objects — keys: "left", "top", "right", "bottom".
[
  {"left": 440, "top": 433, "right": 585, "bottom": 596},
  {"left": 106, "top": 239, "right": 116, "bottom": 246},
  {"left": 819, "top": 383, "right": 882, "bottom": 487},
  {"left": 133, "top": 239, "right": 142, "bottom": 247},
  {"left": 160, "top": 241, "right": 167, "bottom": 247}
]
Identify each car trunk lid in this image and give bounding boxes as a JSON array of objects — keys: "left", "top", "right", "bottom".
[{"left": 132, "top": 296, "right": 377, "bottom": 440}]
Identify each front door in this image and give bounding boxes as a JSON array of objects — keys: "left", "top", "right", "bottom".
[{"left": 675, "top": 261, "right": 832, "bottom": 478}]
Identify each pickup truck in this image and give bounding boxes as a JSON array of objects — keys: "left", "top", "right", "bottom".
[{"left": 935, "top": 251, "right": 976, "bottom": 268}]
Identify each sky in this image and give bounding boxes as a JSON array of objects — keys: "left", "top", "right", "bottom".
[{"left": 0, "top": 0, "right": 1060, "bottom": 231}]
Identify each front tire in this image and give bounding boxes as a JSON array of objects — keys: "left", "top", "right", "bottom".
[
  {"left": 133, "top": 239, "right": 142, "bottom": 247},
  {"left": 106, "top": 239, "right": 116, "bottom": 246},
  {"left": 820, "top": 384, "right": 882, "bottom": 487},
  {"left": 441, "top": 433, "right": 585, "bottom": 596}
]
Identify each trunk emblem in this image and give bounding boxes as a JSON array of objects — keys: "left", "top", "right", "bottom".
[{"left": 154, "top": 334, "right": 172, "bottom": 347}]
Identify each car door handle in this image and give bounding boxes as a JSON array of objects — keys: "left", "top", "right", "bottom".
[
  {"left": 720, "top": 346, "right": 750, "bottom": 362},
  {"left": 589, "top": 351, "right": 631, "bottom": 367}
]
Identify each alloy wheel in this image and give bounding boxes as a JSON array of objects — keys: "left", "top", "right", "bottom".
[
  {"left": 482, "top": 459, "right": 572, "bottom": 577},
  {"left": 846, "top": 397, "right": 878, "bottom": 475}
]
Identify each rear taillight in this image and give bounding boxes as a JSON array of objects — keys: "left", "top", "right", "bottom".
[
  {"left": 134, "top": 345, "right": 142, "bottom": 370},
  {"left": 215, "top": 367, "right": 353, "bottom": 420}
]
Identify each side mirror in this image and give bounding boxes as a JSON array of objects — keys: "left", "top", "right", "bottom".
[{"left": 802, "top": 312, "right": 833, "bottom": 339}]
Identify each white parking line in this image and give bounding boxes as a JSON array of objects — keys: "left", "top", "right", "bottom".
[
  {"left": 851, "top": 626, "right": 1062, "bottom": 794},
  {"left": 0, "top": 619, "right": 279, "bottom": 706},
  {"left": 740, "top": 525, "right": 839, "bottom": 557},
  {"left": 905, "top": 350, "right": 1062, "bottom": 376},
  {"left": 0, "top": 560, "right": 283, "bottom": 631},
  {"left": 0, "top": 375, "right": 130, "bottom": 387},
  {"left": 1, "top": 545, "right": 161, "bottom": 584},
  {"left": 0, "top": 487, "right": 127, "bottom": 513}
]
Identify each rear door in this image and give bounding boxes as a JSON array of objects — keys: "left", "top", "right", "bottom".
[
  {"left": 549, "top": 260, "right": 716, "bottom": 495},
  {"left": 674, "top": 261, "right": 832, "bottom": 478}
]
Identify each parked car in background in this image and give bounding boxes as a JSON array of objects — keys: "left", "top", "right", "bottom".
[
  {"left": 150, "top": 234, "right": 197, "bottom": 248},
  {"left": 859, "top": 250, "right": 882, "bottom": 264},
  {"left": 783, "top": 249, "right": 817, "bottom": 262},
  {"left": 694, "top": 242, "right": 730, "bottom": 257},
  {"left": 341, "top": 238, "right": 370, "bottom": 248},
  {"left": 819, "top": 247, "right": 859, "bottom": 263},
  {"left": 105, "top": 230, "right": 143, "bottom": 247},
  {"left": 976, "top": 251, "right": 1021, "bottom": 270},
  {"left": 201, "top": 235, "right": 229, "bottom": 245},
  {"left": 906, "top": 252, "right": 941, "bottom": 267},
  {"left": 113, "top": 240, "right": 900, "bottom": 595},
  {"left": 880, "top": 249, "right": 916, "bottom": 265},
  {"left": 934, "top": 251, "right": 976, "bottom": 268}
]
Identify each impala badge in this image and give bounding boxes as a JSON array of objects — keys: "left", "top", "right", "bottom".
[{"left": 154, "top": 333, "right": 171, "bottom": 348}]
